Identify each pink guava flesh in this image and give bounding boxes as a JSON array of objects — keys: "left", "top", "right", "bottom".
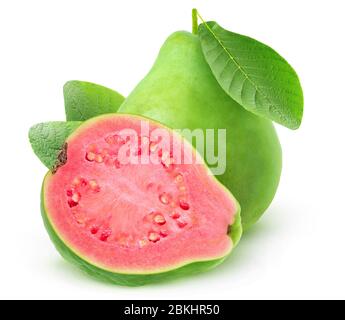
[{"left": 43, "top": 114, "right": 238, "bottom": 274}]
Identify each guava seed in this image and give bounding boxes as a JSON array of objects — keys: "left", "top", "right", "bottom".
[
  {"left": 170, "top": 212, "right": 180, "bottom": 219},
  {"left": 177, "top": 220, "right": 187, "bottom": 228},
  {"left": 159, "top": 193, "right": 170, "bottom": 205},
  {"left": 86, "top": 152, "right": 96, "bottom": 162},
  {"left": 100, "top": 230, "right": 111, "bottom": 242},
  {"left": 68, "top": 199, "right": 78, "bottom": 208},
  {"left": 179, "top": 200, "right": 190, "bottom": 211},
  {"left": 139, "top": 239, "right": 148, "bottom": 248},
  {"left": 162, "top": 157, "right": 174, "bottom": 169},
  {"left": 148, "top": 232, "right": 160, "bottom": 242},
  {"left": 95, "top": 155, "right": 104, "bottom": 163},
  {"left": 153, "top": 214, "right": 166, "bottom": 225},
  {"left": 160, "top": 230, "right": 168, "bottom": 238},
  {"left": 175, "top": 174, "right": 183, "bottom": 183},
  {"left": 90, "top": 226, "right": 99, "bottom": 235},
  {"left": 105, "top": 134, "right": 125, "bottom": 145},
  {"left": 76, "top": 216, "right": 86, "bottom": 225},
  {"left": 71, "top": 192, "right": 81, "bottom": 203},
  {"left": 161, "top": 151, "right": 170, "bottom": 162},
  {"left": 72, "top": 177, "right": 87, "bottom": 187},
  {"left": 72, "top": 177, "right": 81, "bottom": 186},
  {"left": 114, "top": 159, "right": 121, "bottom": 169},
  {"left": 89, "top": 180, "right": 100, "bottom": 192},
  {"left": 149, "top": 142, "right": 158, "bottom": 153}
]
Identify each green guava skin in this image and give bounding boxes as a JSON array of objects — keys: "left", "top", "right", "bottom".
[
  {"left": 119, "top": 31, "right": 282, "bottom": 230},
  {"left": 40, "top": 114, "right": 242, "bottom": 286}
]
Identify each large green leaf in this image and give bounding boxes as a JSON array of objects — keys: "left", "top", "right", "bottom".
[
  {"left": 29, "top": 121, "right": 82, "bottom": 169},
  {"left": 198, "top": 21, "right": 303, "bottom": 129},
  {"left": 64, "top": 81, "right": 125, "bottom": 121}
]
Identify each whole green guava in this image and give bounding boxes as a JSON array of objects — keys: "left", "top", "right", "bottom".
[{"left": 119, "top": 31, "right": 282, "bottom": 230}]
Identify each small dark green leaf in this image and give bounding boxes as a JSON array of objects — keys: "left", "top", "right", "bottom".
[
  {"left": 198, "top": 21, "right": 303, "bottom": 129},
  {"left": 28, "top": 121, "right": 82, "bottom": 169},
  {"left": 64, "top": 81, "right": 125, "bottom": 121}
]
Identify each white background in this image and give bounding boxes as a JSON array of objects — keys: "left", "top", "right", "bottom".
[{"left": 0, "top": 0, "right": 344, "bottom": 300}]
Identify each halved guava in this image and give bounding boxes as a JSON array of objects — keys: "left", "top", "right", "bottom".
[{"left": 41, "top": 114, "right": 241, "bottom": 286}]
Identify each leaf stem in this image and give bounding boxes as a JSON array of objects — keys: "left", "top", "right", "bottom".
[{"left": 192, "top": 8, "right": 198, "bottom": 34}]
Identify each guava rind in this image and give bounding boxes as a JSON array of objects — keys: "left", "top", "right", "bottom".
[{"left": 40, "top": 114, "right": 242, "bottom": 286}]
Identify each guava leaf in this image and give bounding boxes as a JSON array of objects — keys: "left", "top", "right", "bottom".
[
  {"left": 198, "top": 21, "right": 304, "bottom": 129},
  {"left": 29, "top": 121, "right": 82, "bottom": 169},
  {"left": 64, "top": 81, "right": 125, "bottom": 121}
]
